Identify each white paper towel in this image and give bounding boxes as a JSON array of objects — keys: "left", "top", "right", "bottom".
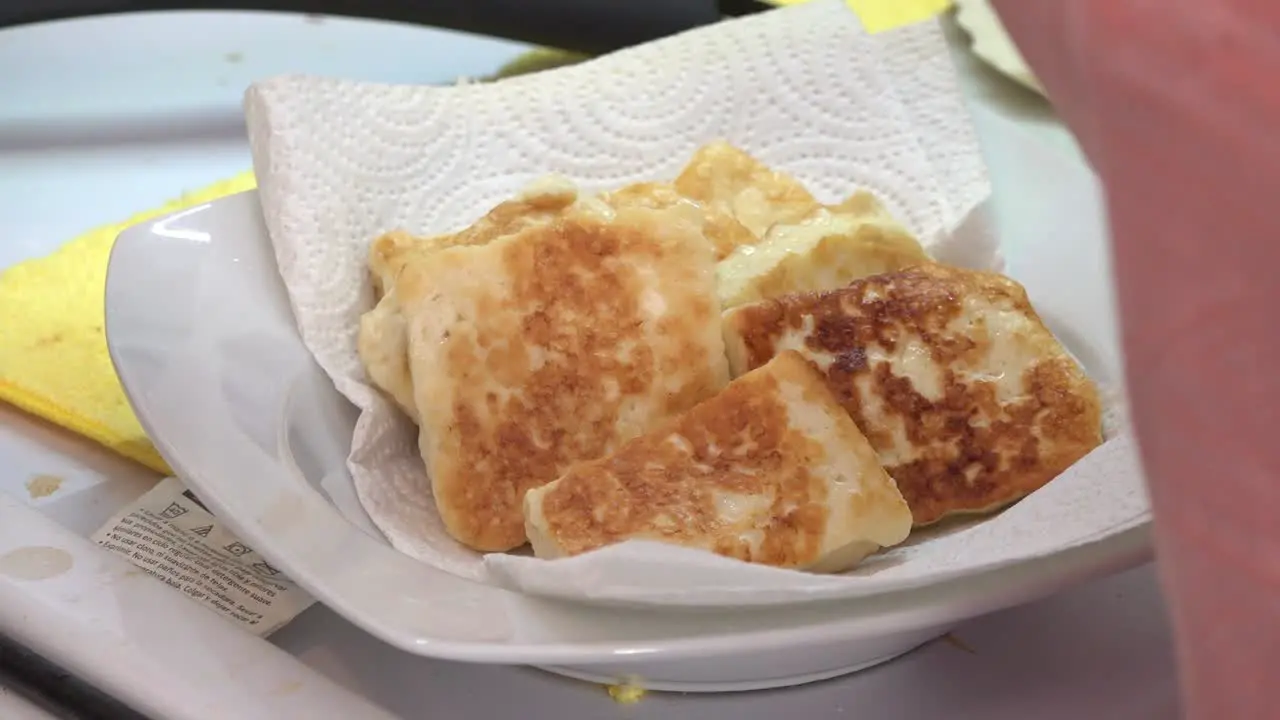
[{"left": 244, "top": 0, "right": 1149, "bottom": 607}]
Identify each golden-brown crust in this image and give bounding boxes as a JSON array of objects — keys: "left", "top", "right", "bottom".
[
  {"left": 361, "top": 178, "right": 580, "bottom": 414},
  {"left": 399, "top": 202, "right": 728, "bottom": 551},
  {"left": 532, "top": 352, "right": 908, "bottom": 568},
  {"left": 448, "top": 177, "right": 579, "bottom": 247},
  {"left": 368, "top": 229, "right": 427, "bottom": 300},
  {"left": 673, "top": 141, "right": 820, "bottom": 238},
  {"left": 356, "top": 289, "right": 418, "bottom": 421},
  {"left": 367, "top": 177, "right": 579, "bottom": 299},
  {"left": 751, "top": 222, "right": 929, "bottom": 300},
  {"left": 723, "top": 264, "right": 1103, "bottom": 526},
  {"left": 716, "top": 212, "right": 932, "bottom": 309},
  {"left": 827, "top": 189, "right": 894, "bottom": 219},
  {"left": 605, "top": 181, "right": 759, "bottom": 260}
]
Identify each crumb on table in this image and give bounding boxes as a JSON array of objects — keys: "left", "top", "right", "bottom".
[{"left": 605, "top": 678, "right": 647, "bottom": 705}]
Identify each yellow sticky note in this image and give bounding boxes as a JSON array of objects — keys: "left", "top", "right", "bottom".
[
  {"left": 0, "top": 171, "right": 257, "bottom": 473},
  {"left": 766, "top": 0, "right": 953, "bottom": 34}
]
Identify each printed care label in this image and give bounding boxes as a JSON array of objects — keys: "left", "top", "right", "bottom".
[{"left": 92, "top": 477, "right": 314, "bottom": 636}]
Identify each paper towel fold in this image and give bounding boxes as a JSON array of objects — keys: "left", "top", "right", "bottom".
[{"left": 244, "top": 0, "right": 1148, "bottom": 607}]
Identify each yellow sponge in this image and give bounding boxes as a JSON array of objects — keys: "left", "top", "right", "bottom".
[
  {"left": 767, "top": 0, "right": 954, "bottom": 33},
  {"left": 0, "top": 172, "right": 257, "bottom": 473}
]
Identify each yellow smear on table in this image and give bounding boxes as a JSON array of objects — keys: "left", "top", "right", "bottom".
[
  {"left": 25, "top": 474, "right": 64, "bottom": 499},
  {"left": 606, "top": 679, "right": 648, "bottom": 705}
]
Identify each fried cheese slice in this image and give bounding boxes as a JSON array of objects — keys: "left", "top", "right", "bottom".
[
  {"left": 716, "top": 191, "right": 931, "bottom": 309},
  {"left": 397, "top": 200, "right": 729, "bottom": 551},
  {"left": 523, "top": 351, "right": 912, "bottom": 572},
  {"left": 358, "top": 177, "right": 579, "bottom": 421},
  {"left": 672, "top": 141, "right": 820, "bottom": 238},
  {"left": 604, "top": 181, "right": 758, "bottom": 260},
  {"left": 722, "top": 264, "right": 1103, "bottom": 526}
]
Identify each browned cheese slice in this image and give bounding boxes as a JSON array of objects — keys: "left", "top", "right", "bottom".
[
  {"left": 716, "top": 190, "right": 931, "bottom": 310},
  {"left": 604, "top": 181, "right": 758, "bottom": 260},
  {"left": 722, "top": 264, "right": 1103, "bottom": 526},
  {"left": 396, "top": 199, "right": 729, "bottom": 551},
  {"left": 358, "top": 177, "right": 579, "bottom": 421},
  {"left": 673, "top": 141, "right": 820, "bottom": 238},
  {"left": 524, "top": 351, "right": 912, "bottom": 571}
]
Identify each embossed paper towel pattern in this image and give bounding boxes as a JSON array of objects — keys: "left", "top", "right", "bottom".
[{"left": 243, "top": 0, "right": 1148, "bottom": 607}]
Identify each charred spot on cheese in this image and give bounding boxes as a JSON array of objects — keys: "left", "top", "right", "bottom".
[{"left": 722, "top": 264, "right": 1103, "bottom": 526}]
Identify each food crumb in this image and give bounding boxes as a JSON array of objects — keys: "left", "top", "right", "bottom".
[
  {"left": 25, "top": 474, "right": 63, "bottom": 499},
  {"left": 274, "top": 680, "right": 303, "bottom": 696},
  {"left": 942, "top": 632, "right": 977, "bottom": 655},
  {"left": 605, "top": 678, "right": 647, "bottom": 704}
]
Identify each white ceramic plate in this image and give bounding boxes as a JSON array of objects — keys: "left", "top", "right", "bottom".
[{"left": 104, "top": 100, "right": 1150, "bottom": 690}]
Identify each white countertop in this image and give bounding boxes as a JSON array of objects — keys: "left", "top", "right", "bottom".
[{"left": 0, "top": 10, "right": 1179, "bottom": 719}]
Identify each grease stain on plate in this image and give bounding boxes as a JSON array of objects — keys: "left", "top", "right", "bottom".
[
  {"left": 0, "top": 546, "right": 74, "bottom": 581},
  {"left": 25, "top": 474, "right": 63, "bottom": 499}
]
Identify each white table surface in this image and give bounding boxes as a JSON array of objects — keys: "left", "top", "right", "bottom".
[{"left": 0, "top": 10, "right": 1181, "bottom": 719}]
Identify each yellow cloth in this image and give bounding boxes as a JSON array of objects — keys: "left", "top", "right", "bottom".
[
  {"left": 768, "top": 0, "right": 953, "bottom": 33},
  {"left": 0, "top": 172, "right": 258, "bottom": 473}
]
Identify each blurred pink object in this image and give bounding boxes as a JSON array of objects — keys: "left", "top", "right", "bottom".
[{"left": 992, "top": 1, "right": 1280, "bottom": 717}]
